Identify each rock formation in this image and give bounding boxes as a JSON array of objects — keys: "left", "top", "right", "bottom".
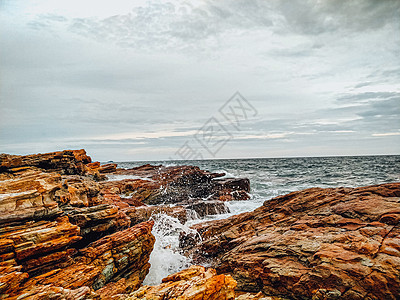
[
  {"left": 183, "top": 183, "right": 400, "bottom": 300},
  {"left": 122, "top": 265, "right": 237, "bottom": 300},
  {"left": 0, "top": 149, "right": 246, "bottom": 299},
  {"left": 3, "top": 148, "right": 398, "bottom": 300}
]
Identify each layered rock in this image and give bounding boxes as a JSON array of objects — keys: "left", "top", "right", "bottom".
[
  {"left": 0, "top": 149, "right": 256, "bottom": 299},
  {"left": 0, "top": 168, "right": 62, "bottom": 225},
  {"left": 122, "top": 265, "right": 236, "bottom": 300},
  {"left": 0, "top": 149, "right": 91, "bottom": 175},
  {"left": 184, "top": 183, "right": 400, "bottom": 300},
  {"left": 0, "top": 150, "right": 158, "bottom": 299},
  {"left": 1, "top": 221, "right": 155, "bottom": 299}
]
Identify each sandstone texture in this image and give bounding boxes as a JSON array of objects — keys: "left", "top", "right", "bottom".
[
  {"left": 0, "top": 150, "right": 155, "bottom": 299},
  {"left": 0, "top": 149, "right": 246, "bottom": 299},
  {"left": 122, "top": 265, "right": 237, "bottom": 300},
  {"left": 184, "top": 183, "right": 400, "bottom": 300}
]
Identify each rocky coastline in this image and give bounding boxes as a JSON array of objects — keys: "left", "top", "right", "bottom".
[{"left": 0, "top": 149, "right": 399, "bottom": 300}]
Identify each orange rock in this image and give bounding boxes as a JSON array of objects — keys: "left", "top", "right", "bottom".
[
  {"left": 0, "top": 265, "right": 29, "bottom": 297},
  {"left": 0, "top": 168, "right": 62, "bottom": 224},
  {"left": 0, "top": 149, "right": 92, "bottom": 175},
  {"left": 125, "top": 265, "right": 236, "bottom": 300},
  {"left": 184, "top": 183, "right": 400, "bottom": 300}
]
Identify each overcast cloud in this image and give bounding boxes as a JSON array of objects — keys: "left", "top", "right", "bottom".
[{"left": 0, "top": 0, "right": 399, "bottom": 161}]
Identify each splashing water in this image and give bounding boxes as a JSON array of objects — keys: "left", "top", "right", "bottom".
[
  {"left": 132, "top": 155, "right": 400, "bottom": 285},
  {"left": 143, "top": 213, "right": 200, "bottom": 285}
]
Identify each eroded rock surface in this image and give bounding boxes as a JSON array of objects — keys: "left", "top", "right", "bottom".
[
  {"left": 184, "top": 183, "right": 400, "bottom": 300},
  {"left": 0, "top": 151, "right": 156, "bottom": 299},
  {"left": 0, "top": 149, "right": 250, "bottom": 299},
  {"left": 122, "top": 265, "right": 237, "bottom": 300}
]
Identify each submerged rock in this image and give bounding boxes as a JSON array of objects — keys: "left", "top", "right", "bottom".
[{"left": 183, "top": 183, "right": 400, "bottom": 300}]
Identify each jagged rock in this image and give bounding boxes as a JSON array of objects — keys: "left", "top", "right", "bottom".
[
  {"left": 79, "top": 220, "right": 154, "bottom": 290},
  {"left": 56, "top": 175, "right": 103, "bottom": 207},
  {"left": 7, "top": 221, "right": 155, "bottom": 298},
  {"left": 0, "top": 149, "right": 91, "bottom": 175},
  {"left": 212, "top": 178, "right": 250, "bottom": 201},
  {"left": 124, "top": 205, "right": 188, "bottom": 225},
  {"left": 212, "top": 178, "right": 250, "bottom": 193},
  {"left": 99, "top": 163, "right": 117, "bottom": 174},
  {"left": 184, "top": 183, "right": 400, "bottom": 300},
  {"left": 0, "top": 265, "right": 29, "bottom": 297},
  {"left": 101, "top": 179, "right": 161, "bottom": 204},
  {"left": 0, "top": 168, "right": 62, "bottom": 224},
  {"left": 104, "top": 165, "right": 226, "bottom": 205},
  {"left": 62, "top": 204, "right": 130, "bottom": 242},
  {"left": 0, "top": 149, "right": 257, "bottom": 299},
  {"left": 182, "top": 200, "right": 230, "bottom": 218},
  {"left": 1, "top": 216, "right": 81, "bottom": 263},
  {"left": 5, "top": 285, "right": 97, "bottom": 300},
  {"left": 123, "top": 265, "right": 236, "bottom": 300}
]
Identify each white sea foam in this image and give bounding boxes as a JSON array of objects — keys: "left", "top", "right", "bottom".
[
  {"left": 141, "top": 155, "right": 400, "bottom": 285},
  {"left": 143, "top": 213, "right": 200, "bottom": 286},
  {"left": 211, "top": 169, "right": 236, "bottom": 178}
]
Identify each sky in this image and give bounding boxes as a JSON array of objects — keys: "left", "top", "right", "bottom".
[{"left": 0, "top": 0, "right": 399, "bottom": 161}]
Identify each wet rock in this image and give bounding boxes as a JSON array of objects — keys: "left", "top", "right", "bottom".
[
  {"left": 212, "top": 178, "right": 250, "bottom": 193},
  {"left": 124, "top": 205, "right": 188, "bottom": 225},
  {"left": 183, "top": 183, "right": 400, "bottom": 300},
  {"left": 0, "top": 149, "right": 256, "bottom": 299},
  {"left": 105, "top": 165, "right": 226, "bottom": 205},
  {"left": 123, "top": 265, "right": 236, "bottom": 300},
  {"left": 78, "top": 220, "right": 155, "bottom": 291},
  {"left": 182, "top": 200, "right": 230, "bottom": 218},
  {"left": 212, "top": 178, "right": 250, "bottom": 201}
]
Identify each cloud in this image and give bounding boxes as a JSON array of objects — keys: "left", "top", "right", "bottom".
[
  {"left": 1, "top": 0, "right": 399, "bottom": 159},
  {"left": 372, "top": 132, "right": 400, "bottom": 137}
]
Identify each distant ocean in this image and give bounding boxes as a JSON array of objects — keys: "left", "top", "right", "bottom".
[
  {"left": 118, "top": 155, "right": 400, "bottom": 218},
  {"left": 115, "top": 155, "right": 400, "bottom": 285}
]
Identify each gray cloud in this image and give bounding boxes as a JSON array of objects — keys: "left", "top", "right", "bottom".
[{"left": 1, "top": 0, "right": 399, "bottom": 160}]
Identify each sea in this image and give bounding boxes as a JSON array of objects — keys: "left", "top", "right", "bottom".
[{"left": 114, "top": 155, "right": 400, "bottom": 285}]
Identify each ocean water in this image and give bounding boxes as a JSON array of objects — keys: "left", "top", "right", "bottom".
[{"left": 116, "top": 155, "right": 400, "bottom": 285}]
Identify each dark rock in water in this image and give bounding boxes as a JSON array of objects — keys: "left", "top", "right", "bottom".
[
  {"left": 124, "top": 205, "right": 188, "bottom": 225},
  {"left": 181, "top": 199, "right": 230, "bottom": 218},
  {"left": 182, "top": 183, "right": 400, "bottom": 300},
  {"left": 212, "top": 177, "right": 251, "bottom": 201},
  {"left": 212, "top": 177, "right": 250, "bottom": 192},
  {"left": 103, "top": 165, "right": 228, "bottom": 205},
  {"left": 0, "top": 149, "right": 246, "bottom": 299}
]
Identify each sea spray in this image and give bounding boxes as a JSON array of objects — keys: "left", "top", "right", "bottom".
[{"left": 143, "top": 213, "right": 200, "bottom": 285}]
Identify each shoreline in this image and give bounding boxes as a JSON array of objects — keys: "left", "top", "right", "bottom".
[{"left": 0, "top": 149, "right": 399, "bottom": 299}]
